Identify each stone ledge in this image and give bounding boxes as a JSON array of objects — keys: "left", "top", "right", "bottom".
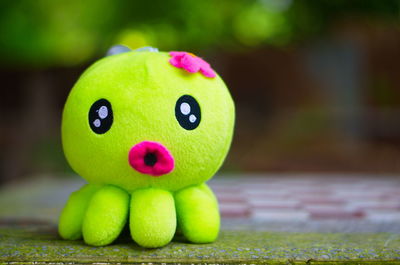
[{"left": 1, "top": 222, "right": 399, "bottom": 265}]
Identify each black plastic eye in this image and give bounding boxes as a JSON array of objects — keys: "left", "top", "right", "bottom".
[
  {"left": 88, "top": 99, "right": 113, "bottom": 134},
  {"left": 175, "top": 95, "right": 201, "bottom": 130}
]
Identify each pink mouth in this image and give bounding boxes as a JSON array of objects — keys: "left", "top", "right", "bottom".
[{"left": 128, "top": 141, "right": 174, "bottom": 177}]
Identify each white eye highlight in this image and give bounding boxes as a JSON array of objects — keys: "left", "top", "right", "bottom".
[
  {"left": 180, "top": 102, "right": 191, "bottom": 115},
  {"left": 189, "top": 114, "right": 197, "bottom": 123},
  {"left": 98, "top": 106, "right": 108, "bottom": 119},
  {"left": 93, "top": 119, "right": 101, "bottom": 127}
]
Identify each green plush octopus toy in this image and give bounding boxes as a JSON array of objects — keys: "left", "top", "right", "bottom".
[{"left": 58, "top": 46, "right": 235, "bottom": 248}]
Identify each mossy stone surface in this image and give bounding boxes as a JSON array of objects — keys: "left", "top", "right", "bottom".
[
  {"left": 1, "top": 222, "right": 400, "bottom": 264},
  {"left": 1, "top": 177, "right": 400, "bottom": 264}
]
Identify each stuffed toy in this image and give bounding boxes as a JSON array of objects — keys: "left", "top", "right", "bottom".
[{"left": 58, "top": 46, "right": 235, "bottom": 248}]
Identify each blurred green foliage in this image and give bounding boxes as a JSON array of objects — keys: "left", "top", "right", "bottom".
[{"left": 0, "top": 0, "right": 399, "bottom": 68}]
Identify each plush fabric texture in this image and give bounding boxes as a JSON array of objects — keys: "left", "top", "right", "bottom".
[
  {"left": 130, "top": 188, "right": 176, "bottom": 248},
  {"left": 60, "top": 49, "right": 235, "bottom": 248},
  {"left": 82, "top": 185, "right": 129, "bottom": 246},
  {"left": 175, "top": 184, "right": 220, "bottom": 243},
  {"left": 58, "top": 184, "right": 101, "bottom": 240},
  {"left": 169, "top": 51, "right": 216, "bottom": 78},
  {"left": 62, "top": 51, "right": 235, "bottom": 192},
  {"left": 128, "top": 141, "right": 174, "bottom": 176}
]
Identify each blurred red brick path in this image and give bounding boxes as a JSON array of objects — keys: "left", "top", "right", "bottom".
[{"left": 212, "top": 175, "right": 400, "bottom": 222}]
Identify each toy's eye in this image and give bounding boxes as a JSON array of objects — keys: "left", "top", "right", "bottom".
[
  {"left": 88, "top": 99, "right": 113, "bottom": 134},
  {"left": 175, "top": 95, "right": 201, "bottom": 130}
]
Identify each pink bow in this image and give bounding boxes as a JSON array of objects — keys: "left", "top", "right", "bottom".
[{"left": 169, "top": 51, "right": 216, "bottom": 78}]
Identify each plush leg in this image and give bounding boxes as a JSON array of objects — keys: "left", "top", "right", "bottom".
[
  {"left": 82, "top": 185, "right": 130, "bottom": 246},
  {"left": 198, "top": 183, "right": 218, "bottom": 203},
  {"left": 58, "top": 184, "right": 101, "bottom": 240},
  {"left": 130, "top": 188, "right": 176, "bottom": 248},
  {"left": 175, "top": 184, "right": 220, "bottom": 243}
]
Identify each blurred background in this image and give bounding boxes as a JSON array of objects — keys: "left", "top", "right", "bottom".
[{"left": 1, "top": 0, "right": 400, "bottom": 184}]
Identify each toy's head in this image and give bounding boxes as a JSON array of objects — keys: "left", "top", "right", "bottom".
[{"left": 62, "top": 47, "right": 235, "bottom": 192}]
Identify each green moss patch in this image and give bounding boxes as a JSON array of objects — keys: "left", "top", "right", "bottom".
[{"left": 1, "top": 222, "right": 399, "bottom": 264}]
